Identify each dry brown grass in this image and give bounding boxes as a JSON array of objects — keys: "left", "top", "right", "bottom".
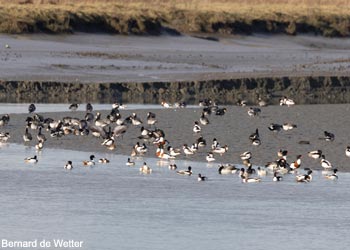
[{"left": 0, "top": 0, "right": 349, "bottom": 36}]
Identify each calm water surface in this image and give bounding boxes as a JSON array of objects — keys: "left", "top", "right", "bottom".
[
  {"left": 0, "top": 143, "right": 349, "bottom": 250},
  {"left": 0, "top": 103, "right": 198, "bottom": 114}
]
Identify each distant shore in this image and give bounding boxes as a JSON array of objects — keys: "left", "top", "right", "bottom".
[
  {"left": 1, "top": 1, "right": 350, "bottom": 37},
  {"left": 1, "top": 34, "right": 350, "bottom": 105}
]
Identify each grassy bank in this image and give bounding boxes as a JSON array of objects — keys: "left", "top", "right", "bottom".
[{"left": 0, "top": 0, "right": 350, "bottom": 36}]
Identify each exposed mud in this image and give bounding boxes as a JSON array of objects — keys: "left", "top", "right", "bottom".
[{"left": 1, "top": 76, "right": 350, "bottom": 105}]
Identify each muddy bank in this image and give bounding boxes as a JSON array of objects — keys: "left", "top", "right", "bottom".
[{"left": 1, "top": 76, "right": 350, "bottom": 104}]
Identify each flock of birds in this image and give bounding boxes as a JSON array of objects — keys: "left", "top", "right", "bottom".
[{"left": 0, "top": 97, "right": 346, "bottom": 183}]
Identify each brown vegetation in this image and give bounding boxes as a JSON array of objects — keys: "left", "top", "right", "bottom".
[{"left": 0, "top": 0, "right": 349, "bottom": 36}]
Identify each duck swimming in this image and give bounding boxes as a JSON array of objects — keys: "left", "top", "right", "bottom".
[
  {"left": 296, "top": 170, "right": 313, "bottom": 183},
  {"left": 64, "top": 161, "right": 73, "bottom": 170},
  {"left": 83, "top": 155, "right": 95, "bottom": 166},
  {"left": 198, "top": 173, "right": 208, "bottom": 181},
  {"left": 324, "top": 169, "right": 338, "bottom": 181},
  {"left": 25, "top": 155, "right": 38, "bottom": 163},
  {"left": 176, "top": 166, "right": 192, "bottom": 176},
  {"left": 139, "top": 162, "right": 152, "bottom": 174},
  {"left": 218, "top": 164, "right": 238, "bottom": 174}
]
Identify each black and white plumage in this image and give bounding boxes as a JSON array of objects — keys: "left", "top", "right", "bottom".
[
  {"left": 296, "top": 170, "right": 313, "bottom": 182},
  {"left": 147, "top": 112, "right": 157, "bottom": 126},
  {"left": 177, "top": 166, "right": 192, "bottom": 176},
  {"left": 320, "top": 155, "right": 332, "bottom": 170},
  {"left": 199, "top": 112, "right": 209, "bottom": 125},
  {"left": 64, "top": 161, "right": 73, "bottom": 170},
  {"left": 69, "top": 103, "right": 79, "bottom": 111},
  {"left": 308, "top": 150, "right": 322, "bottom": 159},
  {"left": 0, "top": 132, "right": 10, "bottom": 143},
  {"left": 323, "top": 131, "right": 335, "bottom": 141},
  {"left": 268, "top": 123, "right": 283, "bottom": 132},
  {"left": 346, "top": 146, "right": 350, "bottom": 157},
  {"left": 218, "top": 164, "right": 238, "bottom": 174},
  {"left": 193, "top": 121, "right": 201, "bottom": 133},
  {"left": 247, "top": 107, "right": 261, "bottom": 117},
  {"left": 240, "top": 151, "right": 252, "bottom": 161},
  {"left": 283, "top": 123, "right": 297, "bottom": 131},
  {"left": 23, "top": 127, "right": 32, "bottom": 142},
  {"left": 273, "top": 172, "right": 283, "bottom": 182},
  {"left": 197, "top": 173, "right": 208, "bottom": 181},
  {"left": 324, "top": 169, "right": 338, "bottom": 180},
  {"left": 0, "top": 114, "right": 10, "bottom": 126}
]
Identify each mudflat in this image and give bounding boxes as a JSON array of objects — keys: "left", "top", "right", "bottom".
[
  {"left": 0, "top": 33, "right": 350, "bottom": 83},
  {"left": 4, "top": 103, "right": 350, "bottom": 172}
]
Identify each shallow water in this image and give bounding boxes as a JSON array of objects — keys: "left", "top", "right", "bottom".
[
  {"left": 0, "top": 143, "right": 349, "bottom": 250},
  {"left": 0, "top": 103, "right": 197, "bottom": 114}
]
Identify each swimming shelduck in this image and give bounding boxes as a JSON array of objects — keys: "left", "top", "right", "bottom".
[
  {"left": 169, "top": 164, "right": 177, "bottom": 170},
  {"left": 140, "top": 162, "right": 152, "bottom": 174},
  {"left": 126, "top": 158, "right": 135, "bottom": 166},
  {"left": 35, "top": 140, "right": 44, "bottom": 150},
  {"left": 198, "top": 173, "right": 208, "bottom": 181},
  {"left": 240, "top": 169, "right": 261, "bottom": 183},
  {"left": 176, "top": 166, "right": 192, "bottom": 176},
  {"left": 206, "top": 153, "right": 215, "bottom": 162},
  {"left": 64, "top": 161, "right": 73, "bottom": 170},
  {"left": 273, "top": 172, "right": 283, "bottom": 182},
  {"left": 257, "top": 167, "right": 267, "bottom": 177},
  {"left": 324, "top": 169, "right": 338, "bottom": 180},
  {"left": 296, "top": 170, "right": 313, "bottom": 182},
  {"left": 25, "top": 155, "right": 38, "bottom": 163},
  {"left": 98, "top": 158, "right": 110, "bottom": 164},
  {"left": 218, "top": 164, "right": 238, "bottom": 174},
  {"left": 83, "top": 155, "right": 95, "bottom": 166}
]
